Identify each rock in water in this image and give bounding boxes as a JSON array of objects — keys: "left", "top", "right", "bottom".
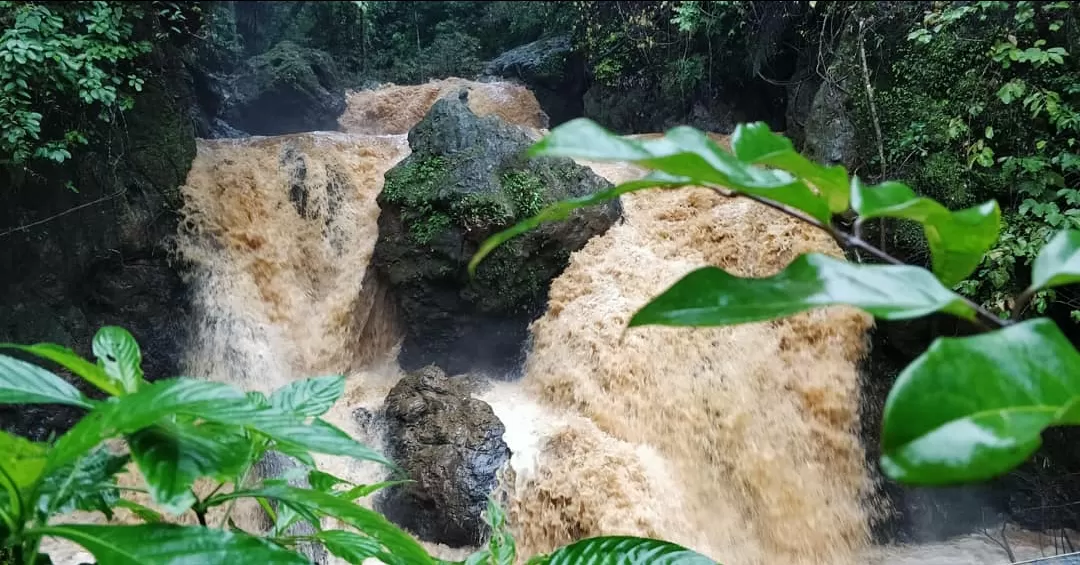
[
  {"left": 483, "top": 35, "right": 586, "bottom": 126},
  {"left": 372, "top": 93, "right": 620, "bottom": 375},
  {"left": 222, "top": 41, "right": 345, "bottom": 135},
  {"left": 378, "top": 366, "right": 510, "bottom": 547}
]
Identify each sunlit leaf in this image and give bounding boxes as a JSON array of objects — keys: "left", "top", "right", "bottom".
[
  {"left": 527, "top": 536, "right": 716, "bottom": 565},
  {"left": 270, "top": 375, "right": 345, "bottom": 418},
  {"left": 881, "top": 318, "right": 1080, "bottom": 484},
  {"left": 32, "top": 524, "right": 308, "bottom": 564},
  {"left": 92, "top": 326, "right": 144, "bottom": 393},
  {"left": 1, "top": 343, "right": 121, "bottom": 396},
  {"left": 629, "top": 253, "right": 976, "bottom": 328},
  {"left": 732, "top": 122, "right": 850, "bottom": 212},
  {"left": 0, "top": 429, "right": 48, "bottom": 493},
  {"left": 0, "top": 353, "right": 92, "bottom": 408},
  {"left": 1028, "top": 229, "right": 1080, "bottom": 291},
  {"left": 852, "top": 180, "right": 1001, "bottom": 286}
]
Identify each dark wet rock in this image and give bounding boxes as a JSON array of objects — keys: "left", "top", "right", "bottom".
[
  {"left": 484, "top": 36, "right": 586, "bottom": 126},
  {"left": 221, "top": 41, "right": 345, "bottom": 135},
  {"left": 371, "top": 93, "right": 620, "bottom": 375},
  {"left": 377, "top": 366, "right": 510, "bottom": 547}
]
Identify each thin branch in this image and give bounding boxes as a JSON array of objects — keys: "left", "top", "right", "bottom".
[
  {"left": 704, "top": 184, "right": 1008, "bottom": 331},
  {"left": 0, "top": 188, "right": 126, "bottom": 239},
  {"left": 1012, "top": 288, "right": 1035, "bottom": 321}
]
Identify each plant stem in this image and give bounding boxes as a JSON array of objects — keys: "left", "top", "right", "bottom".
[
  {"left": 1012, "top": 288, "right": 1035, "bottom": 321},
  {"left": 706, "top": 185, "right": 1008, "bottom": 330}
]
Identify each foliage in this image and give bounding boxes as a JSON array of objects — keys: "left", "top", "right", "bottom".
[
  {"left": 0, "top": 326, "right": 716, "bottom": 563},
  {"left": 849, "top": 0, "right": 1080, "bottom": 318},
  {"left": 474, "top": 117, "right": 1080, "bottom": 486},
  {"left": 0, "top": 1, "right": 194, "bottom": 167}
]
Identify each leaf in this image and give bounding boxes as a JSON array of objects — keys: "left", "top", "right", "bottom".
[
  {"left": 211, "top": 485, "right": 432, "bottom": 565},
  {"left": 629, "top": 253, "right": 976, "bottom": 328},
  {"left": 114, "top": 499, "right": 163, "bottom": 523},
  {"left": 128, "top": 420, "right": 252, "bottom": 514},
  {"left": 309, "top": 469, "right": 351, "bottom": 492},
  {"left": 731, "top": 122, "right": 850, "bottom": 212},
  {"left": 852, "top": 179, "right": 1001, "bottom": 286},
  {"left": 528, "top": 119, "right": 832, "bottom": 223},
  {"left": 317, "top": 530, "right": 385, "bottom": 564},
  {"left": 1028, "top": 229, "right": 1080, "bottom": 291},
  {"left": 37, "top": 447, "right": 130, "bottom": 518},
  {"left": 92, "top": 326, "right": 144, "bottom": 393},
  {"left": 32, "top": 524, "right": 308, "bottom": 564},
  {"left": 529, "top": 536, "right": 716, "bottom": 565},
  {"left": 0, "top": 429, "right": 48, "bottom": 492},
  {"left": 469, "top": 172, "right": 690, "bottom": 276},
  {"left": 48, "top": 378, "right": 393, "bottom": 475},
  {"left": 0, "top": 353, "right": 92, "bottom": 408},
  {"left": 270, "top": 375, "right": 345, "bottom": 417},
  {"left": 340, "top": 480, "right": 410, "bottom": 501},
  {"left": 881, "top": 319, "right": 1080, "bottom": 484},
  {"left": 0, "top": 343, "right": 122, "bottom": 396}
]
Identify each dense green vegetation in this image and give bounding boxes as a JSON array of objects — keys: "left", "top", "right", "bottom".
[
  {"left": 0, "top": 327, "right": 714, "bottom": 563},
  {"left": 473, "top": 117, "right": 1080, "bottom": 486}
]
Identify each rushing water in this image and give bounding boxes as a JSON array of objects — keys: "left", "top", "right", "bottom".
[{"left": 38, "top": 79, "right": 1073, "bottom": 564}]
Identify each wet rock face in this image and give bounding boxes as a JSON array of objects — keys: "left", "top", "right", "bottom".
[
  {"left": 221, "top": 41, "right": 345, "bottom": 135},
  {"left": 483, "top": 35, "right": 587, "bottom": 126},
  {"left": 372, "top": 94, "right": 621, "bottom": 375},
  {"left": 377, "top": 366, "right": 510, "bottom": 547}
]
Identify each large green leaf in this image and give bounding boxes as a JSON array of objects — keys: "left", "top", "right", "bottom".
[
  {"left": 1028, "top": 229, "right": 1080, "bottom": 292},
  {"left": 468, "top": 172, "right": 690, "bottom": 276},
  {"left": 208, "top": 484, "right": 432, "bottom": 565},
  {"left": 36, "top": 446, "right": 129, "bottom": 518},
  {"left": 317, "top": 530, "right": 386, "bottom": 564},
  {"left": 0, "top": 353, "right": 91, "bottom": 408},
  {"left": 731, "top": 122, "right": 850, "bottom": 212},
  {"left": 0, "top": 429, "right": 47, "bottom": 493},
  {"left": 851, "top": 180, "right": 1001, "bottom": 286},
  {"left": 91, "top": 326, "right": 144, "bottom": 393},
  {"left": 270, "top": 375, "right": 345, "bottom": 418},
  {"left": 0, "top": 343, "right": 121, "bottom": 396},
  {"left": 48, "top": 378, "right": 391, "bottom": 474},
  {"left": 128, "top": 420, "right": 252, "bottom": 514},
  {"left": 528, "top": 118, "right": 832, "bottom": 224},
  {"left": 527, "top": 536, "right": 716, "bottom": 565},
  {"left": 629, "top": 253, "right": 976, "bottom": 328},
  {"left": 32, "top": 524, "right": 308, "bottom": 564},
  {"left": 881, "top": 318, "right": 1080, "bottom": 484}
]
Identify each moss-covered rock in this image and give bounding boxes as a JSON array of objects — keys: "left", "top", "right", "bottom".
[
  {"left": 222, "top": 40, "right": 345, "bottom": 135},
  {"left": 372, "top": 92, "right": 620, "bottom": 375}
]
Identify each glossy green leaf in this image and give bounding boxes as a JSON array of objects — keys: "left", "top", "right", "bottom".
[
  {"left": 731, "top": 122, "right": 850, "bottom": 212},
  {"left": 528, "top": 536, "right": 716, "bottom": 565},
  {"left": 309, "top": 469, "right": 350, "bottom": 492},
  {"left": 469, "top": 172, "right": 690, "bottom": 276},
  {"left": 0, "top": 343, "right": 121, "bottom": 396},
  {"left": 114, "top": 499, "right": 163, "bottom": 523},
  {"left": 881, "top": 318, "right": 1080, "bottom": 484},
  {"left": 48, "top": 378, "right": 392, "bottom": 474},
  {"left": 128, "top": 420, "right": 252, "bottom": 514},
  {"left": 0, "top": 429, "right": 47, "bottom": 493},
  {"left": 92, "top": 326, "right": 144, "bottom": 393},
  {"left": 0, "top": 353, "right": 91, "bottom": 408},
  {"left": 317, "top": 530, "right": 385, "bottom": 564},
  {"left": 32, "top": 524, "right": 308, "bottom": 564},
  {"left": 270, "top": 375, "right": 345, "bottom": 418},
  {"left": 528, "top": 118, "right": 832, "bottom": 223},
  {"left": 629, "top": 253, "right": 976, "bottom": 328},
  {"left": 37, "top": 447, "right": 129, "bottom": 518},
  {"left": 210, "top": 484, "right": 432, "bottom": 565},
  {"left": 851, "top": 179, "right": 1001, "bottom": 286},
  {"left": 1028, "top": 229, "right": 1080, "bottom": 291}
]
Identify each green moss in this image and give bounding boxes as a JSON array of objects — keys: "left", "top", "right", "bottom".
[
  {"left": 384, "top": 155, "right": 455, "bottom": 244},
  {"left": 500, "top": 170, "right": 546, "bottom": 217}
]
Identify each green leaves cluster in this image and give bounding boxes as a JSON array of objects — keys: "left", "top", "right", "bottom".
[
  {"left": 0, "top": 326, "right": 716, "bottom": 564},
  {"left": 473, "top": 117, "right": 1080, "bottom": 486}
]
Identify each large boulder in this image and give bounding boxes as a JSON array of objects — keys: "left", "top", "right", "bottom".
[
  {"left": 372, "top": 92, "right": 620, "bottom": 375},
  {"left": 221, "top": 41, "right": 345, "bottom": 135},
  {"left": 377, "top": 366, "right": 510, "bottom": 547},
  {"left": 483, "top": 36, "right": 587, "bottom": 126}
]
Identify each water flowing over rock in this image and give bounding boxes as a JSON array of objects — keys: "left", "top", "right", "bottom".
[
  {"left": 378, "top": 365, "right": 510, "bottom": 547},
  {"left": 221, "top": 41, "right": 345, "bottom": 135},
  {"left": 483, "top": 36, "right": 586, "bottom": 126},
  {"left": 371, "top": 93, "right": 621, "bottom": 375}
]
